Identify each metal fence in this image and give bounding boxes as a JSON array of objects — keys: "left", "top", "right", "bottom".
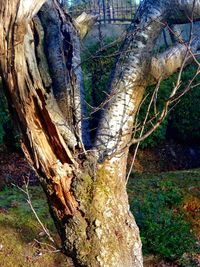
[{"left": 63, "top": 0, "right": 138, "bottom": 23}]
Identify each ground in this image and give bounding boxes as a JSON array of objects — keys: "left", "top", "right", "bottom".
[
  {"left": 0, "top": 147, "right": 199, "bottom": 267},
  {"left": 0, "top": 149, "right": 38, "bottom": 189},
  {"left": 129, "top": 141, "right": 200, "bottom": 173}
]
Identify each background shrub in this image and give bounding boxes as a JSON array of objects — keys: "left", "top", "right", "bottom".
[
  {"left": 168, "top": 65, "right": 200, "bottom": 143},
  {"left": 0, "top": 80, "right": 19, "bottom": 149},
  {"left": 82, "top": 38, "right": 119, "bottom": 107},
  {"left": 0, "top": 81, "right": 9, "bottom": 145},
  {"left": 130, "top": 181, "right": 196, "bottom": 261}
]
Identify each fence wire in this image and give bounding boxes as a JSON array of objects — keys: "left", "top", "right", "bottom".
[{"left": 61, "top": 0, "right": 138, "bottom": 23}]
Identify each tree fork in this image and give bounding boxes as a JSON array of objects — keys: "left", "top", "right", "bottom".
[
  {"left": 1, "top": 0, "right": 200, "bottom": 266},
  {"left": 0, "top": 0, "right": 143, "bottom": 266}
]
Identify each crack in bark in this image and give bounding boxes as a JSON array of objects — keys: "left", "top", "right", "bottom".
[{"left": 34, "top": 89, "right": 73, "bottom": 164}]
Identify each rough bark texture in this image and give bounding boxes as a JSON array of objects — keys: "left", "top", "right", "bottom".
[
  {"left": 0, "top": 1, "right": 142, "bottom": 266},
  {"left": 63, "top": 151, "right": 142, "bottom": 266},
  {"left": 1, "top": 0, "right": 200, "bottom": 267}
]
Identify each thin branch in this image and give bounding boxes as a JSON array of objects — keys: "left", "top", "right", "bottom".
[
  {"left": 34, "top": 239, "right": 61, "bottom": 252},
  {"left": 132, "top": 60, "right": 200, "bottom": 145},
  {"left": 12, "top": 180, "right": 59, "bottom": 248},
  {"left": 126, "top": 79, "right": 161, "bottom": 183}
]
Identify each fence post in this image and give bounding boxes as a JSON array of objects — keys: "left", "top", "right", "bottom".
[
  {"left": 68, "top": 0, "right": 139, "bottom": 24},
  {"left": 102, "top": 0, "right": 106, "bottom": 23}
]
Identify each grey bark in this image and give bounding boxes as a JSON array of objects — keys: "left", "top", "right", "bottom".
[{"left": 95, "top": 0, "right": 200, "bottom": 159}]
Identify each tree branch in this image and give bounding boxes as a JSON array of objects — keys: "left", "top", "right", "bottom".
[
  {"left": 25, "top": 17, "right": 77, "bottom": 150},
  {"left": 38, "top": 1, "right": 91, "bottom": 148},
  {"left": 17, "top": 0, "right": 46, "bottom": 20},
  {"left": 94, "top": 0, "right": 200, "bottom": 161},
  {"left": 169, "top": 0, "right": 200, "bottom": 24},
  {"left": 149, "top": 37, "right": 200, "bottom": 85},
  {"left": 75, "top": 12, "right": 98, "bottom": 39}
]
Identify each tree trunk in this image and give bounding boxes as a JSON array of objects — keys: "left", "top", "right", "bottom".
[
  {"left": 1, "top": 0, "right": 200, "bottom": 266},
  {"left": 62, "top": 150, "right": 142, "bottom": 266},
  {"left": 0, "top": 0, "right": 142, "bottom": 266}
]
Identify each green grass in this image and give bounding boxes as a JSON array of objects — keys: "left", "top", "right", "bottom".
[
  {"left": 129, "top": 169, "right": 200, "bottom": 193},
  {"left": 0, "top": 170, "right": 199, "bottom": 266},
  {"left": 128, "top": 170, "right": 200, "bottom": 266},
  {"left": 0, "top": 186, "right": 70, "bottom": 267}
]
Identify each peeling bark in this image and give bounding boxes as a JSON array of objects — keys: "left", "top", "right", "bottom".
[
  {"left": 0, "top": 1, "right": 142, "bottom": 266},
  {"left": 0, "top": 0, "right": 79, "bottom": 249}
]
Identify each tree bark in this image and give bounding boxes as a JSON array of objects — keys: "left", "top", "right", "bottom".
[
  {"left": 1, "top": 0, "right": 200, "bottom": 266},
  {"left": 62, "top": 150, "right": 142, "bottom": 266},
  {"left": 0, "top": 1, "right": 142, "bottom": 266}
]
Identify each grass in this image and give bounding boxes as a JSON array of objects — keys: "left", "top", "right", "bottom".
[
  {"left": 0, "top": 186, "right": 70, "bottom": 267},
  {"left": 128, "top": 169, "right": 200, "bottom": 266},
  {"left": 128, "top": 169, "right": 200, "bottom": 207},
  {"left": 0, "top": 169, "right": 199, "bottom": 266}
]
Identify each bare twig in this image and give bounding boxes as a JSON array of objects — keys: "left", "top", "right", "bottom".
[
  {"left": 34, "top": 239, "right": 61, "bottom": 252},
  {"left": 126, "top": 79, "right": 161, "bottom": 183},
  {"left": 131, "top": 14, "right": 199, "bottom": 145},
  {"left": 12, "top": 179, "right": 59, "bottom": 248}
]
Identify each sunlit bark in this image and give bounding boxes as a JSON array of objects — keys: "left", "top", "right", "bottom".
[
  {"left": 149, "top": 39, "right": 200, "bottom": 85},
  {"left": 95, "top": 0, "right": 200, "bottom": 159}
]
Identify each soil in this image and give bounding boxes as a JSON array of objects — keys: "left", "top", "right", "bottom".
[
  {"left": 0, "top": 148, "right": 38, "bottom": 189},
  {"left": 1, "top": 141, "right": 200, "bottom": 188},
  {"left": 129, "top": 141, "right": 200, "bottom": 173}
]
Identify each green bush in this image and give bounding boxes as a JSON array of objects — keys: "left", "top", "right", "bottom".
[
  {"left": 168, "top": 65, "right": 200, "bottom": 143},
  {"left": 82, "top": 38, "right": 119, "bottom": 107},
  {"left": 137, "top": 64, "right": 200, "bottom": 147},
  {"left": 0, "top": 124, "right": 4, "bottom": 145},
  {"left": 0, "top": 80, "right": 20, "bottom": 148},
  {"left": 131, "top": 181, "right": 196, "bottom": 261},
  {"left": 0, "top": 81, "right": 9, "bottom": 145}
]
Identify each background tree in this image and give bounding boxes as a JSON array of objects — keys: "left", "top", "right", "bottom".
[{"left": 0, "top": 0, "right": 200, "bottom": 266}]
